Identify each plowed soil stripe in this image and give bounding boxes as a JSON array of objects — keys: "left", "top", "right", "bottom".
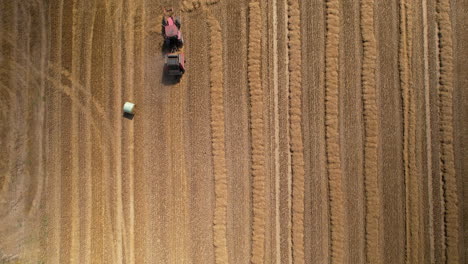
[
  {"left": 286, "top": 0, "right": 305, "bottom": 263},
  {"left": 248, "top": 2, "right": 267, "bottom": 263},
  {"left": 436, "top": 0, "right": 460, "bottom": 262},
  {"left": 324, "top": 1, "right": 345, "bottom": 263},
  {"left": 208, "top": 15, "right": 229, "bottom": 264},
  {"left": 360, "top": 0, "right": 382, "bottom": 263}
]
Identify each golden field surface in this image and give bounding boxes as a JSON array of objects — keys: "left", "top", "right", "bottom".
[{"left": 0, "top": 0, "right": 467, "bottom": 263}]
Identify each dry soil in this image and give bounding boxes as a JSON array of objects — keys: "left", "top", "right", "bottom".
[{"left": 0, "top": 0, "right": 467, "bottom": 263}]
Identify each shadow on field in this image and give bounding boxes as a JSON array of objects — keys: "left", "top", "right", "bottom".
[
  {"left": 162, "top": 72, "right": 182, "bottom": 85},
  {"left": 123, "top": 112, "right": 135, "bottom": 120}
]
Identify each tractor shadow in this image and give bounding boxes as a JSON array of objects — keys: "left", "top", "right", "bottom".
[
  {"left": 162, "top": 72, "right": 182, "bottom": 85},
  {"left": 123, "top": 112, "right": 135, "bottom": 120}
]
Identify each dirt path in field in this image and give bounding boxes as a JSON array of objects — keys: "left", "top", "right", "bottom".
[{"left": 1, "top": 0, "right": 467, "bottom": 263}]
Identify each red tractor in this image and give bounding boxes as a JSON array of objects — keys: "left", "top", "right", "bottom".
[
  {"left": 162, "top": 8, "right": 183, "bottom": 50},
  {"left": 162, "top": 8, "right": 185, "bottom": 80}
]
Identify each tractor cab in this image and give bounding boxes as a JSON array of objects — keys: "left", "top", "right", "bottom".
[{"left": 162, "top": 8, "right": 183, "bottom": 49}]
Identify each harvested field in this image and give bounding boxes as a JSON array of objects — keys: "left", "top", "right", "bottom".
[{"left": 0, "top": 0, "right": 467, "bottom": 263}]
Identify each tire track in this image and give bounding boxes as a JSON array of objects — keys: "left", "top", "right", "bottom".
[
  {"left": 0, "top": 86, "right": 14, "bottom": 205},
  {"left": 0, "top": 0, "right": 7, "bottom": 200},
  {"left": 271, "top": 0, "right": 281, "bottom": 261},
  {"left": 0, "top": 38, "right": 109, "bottom": 125},
  {"left": 207, "top": 15, "right": 229, "bottom": 264},
  {"left": 20, "top": 2, "right": 48, "bottom": 261},
  {"left": 422, "top": 0, "right": 435, "bottom": 262},
  {"left": 436, "top": 0, "right": 460, "bottom": 262},
  {"left": 0, "top": 34, "right": 116, "bottom": 144},
  {"left": 35, "top": 12, "right": 49, "bottom": 253},
  {"left": 109, "top": 6, "right": 125, "bottom": 260},
  {"left": 277, "top": 0, "right": 293, "bottom": 263},
  {"left": 43, "top": 0, "right": 63, "bottom": 262},
  {"left": 19, "top": 7, "right": 36, "bottom": 259},
  {"left": 122, "top": 1, "right": 140, "bottom": 263},
  {"left": 74, "top": 1, "right": 97, "bottom": 263},
  {"left": 58, "top": 0, "right": 74, "bottom": 262},
  {"left": 69, "top": 1, "right": 83, "bottom": 261},
  {"left": 0, "top": 3, "right": 23, "bottom": 252},
  {"left": 3, "top": 1, "right": 121, "bottom": 262},
  {"left": 89, "top": 1, "right": 107, "bottom": 262},
  {"left": 0, "top": 31, "right": 108, "bottom": 121},
  {"left": 97, "top": 1, "right": 127, "bottom": 262},
  {"left": 27, "top": 0, "right": 47, "bottom": 222},
  {"left": 101, "top": 122, "right": 114, "bottom": 264},
  {"left": 167, "top": 45, "right": 190, "bottom": 264},
  {"left": 185, "top": 8, "right": 216, "bottom": 264},
  {"left": 0, "top": 1, "right": 18, "bottom": 210},
  {"left": 1, "top": 58, "right": 114, "bottom": 143},
  {"left": 248, "top": 2, "right": 266, "bottom": 263},
  {"left": 221, "top": 2, "right": 251, "bottom": 262},
  {"left": 286, "top": 0, "right": 305, "bottom": 263},
  {"left": 11, "top": 6, "right": 32, "bottom": 229},
  {"left": 140, "top": 1, "right": 169, "bottom": 262},
  {"left": 4, "top": 2, "right": 30, "bottom": 239},
  {"left": 360, "top": 0, "right": 382, "bottom": 263},
  {"left": 107, "top": 1, "right": 125, "bottom": 263},
  {"left": 324, "top": 0, "right": 345, "bottom": 263},
  {"left": 399, "top": 1, "right": 424, "bottom": 263}
]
